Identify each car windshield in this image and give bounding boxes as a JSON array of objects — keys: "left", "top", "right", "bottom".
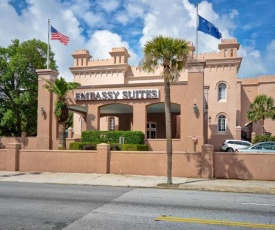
[{"left": 248, "top": 142, "right": 275, "bottom": 150}]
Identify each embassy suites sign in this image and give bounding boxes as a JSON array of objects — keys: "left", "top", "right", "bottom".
[{"left": 75, "top": 89, "right": 159, "bottom": 101}]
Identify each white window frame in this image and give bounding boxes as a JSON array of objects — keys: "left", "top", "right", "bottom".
[
  {"left": 218, "top": 83, "right": 226, "bottom": 101},
  {"left": 109, "top": 116, "right": 115, "bottom": 131},
  {"left": 218, "top": 115, "right": 226, "bottom": 132},
  {"left": 147, "top": 122, "right": 157, "bottom": 139}
]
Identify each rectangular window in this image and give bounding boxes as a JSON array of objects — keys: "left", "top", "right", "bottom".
[
  {"left": 218, "top": 115, "right": 226, "bottom": 132},
  {"left": 109, "top": 117, "right": 115, "bottom": 131},
  {"left": 218, "top": 83, "right": 226, "bottom": 101}
]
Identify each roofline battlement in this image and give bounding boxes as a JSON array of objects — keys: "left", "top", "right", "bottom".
[
  {"left": 111, "top": 47, "right": 129, "bottom": 52},
  {"left": 221, "top": 38, "right": 238, "bottom": 44}
]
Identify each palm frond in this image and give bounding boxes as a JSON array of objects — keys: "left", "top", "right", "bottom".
[{"left": 141, "top": 35, "right": 189, "bottom": 82}]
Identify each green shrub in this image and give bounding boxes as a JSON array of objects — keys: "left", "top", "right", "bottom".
[
  {"left": 121, "top": 144, "right": 149, "bottom": 151},
  {"left": 81, "top": 130, "right": 145, "bottom": 144},
  {"left": 253, "top": 135, "right": 275, "bottom": 144},
  {"left": 110, "top": 143, "right": 121, "bottom": 151},
  {"left": 69, "top": 142, "right": 99, "bottom": 150},
  {"left": 83, "top": 144, "right": 96, "bottom": 150},
  {"left": 69, "top": 138, "right": 148, "bottom": 151}
]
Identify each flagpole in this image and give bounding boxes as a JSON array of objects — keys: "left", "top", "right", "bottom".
[
  {"left": 47, "top": 19, "right": 50, "bottom": 69},
  {"left": 196, "top": 3, "right": 198, "bottom": 60}
]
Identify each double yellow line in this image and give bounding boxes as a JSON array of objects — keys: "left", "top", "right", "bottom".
[{"left": 155, "top": 216, "right": 275, "bottom": 229}]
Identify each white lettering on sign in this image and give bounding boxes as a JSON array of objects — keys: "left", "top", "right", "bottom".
[{"left": 75, "top": 89, "right": 160, "bottom": 101}]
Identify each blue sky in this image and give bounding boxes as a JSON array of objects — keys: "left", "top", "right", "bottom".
[{"left": 2, "top": 0, "right": 275, "bottom": 81}]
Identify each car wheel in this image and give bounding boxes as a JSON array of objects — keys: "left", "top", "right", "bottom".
[{"left": 226, "top": 148, "right": 234, "bottom": 152}]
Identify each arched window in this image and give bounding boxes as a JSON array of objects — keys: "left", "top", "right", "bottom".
[
  {"left": 218, "top": 115, "right": 226, "bottom": 132},
  {"left": 147, "top": 122, "right": 157, "bottom": 139},
  {"left": 109, "top": 116, "right": 115, "bottom": 131},
  {"left": 218, "top": 83, "right": 226, "bottom": 101}
]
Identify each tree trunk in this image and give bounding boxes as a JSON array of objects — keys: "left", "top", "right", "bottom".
[
  {"left": 58, "top": 121, "right": 66, "bottom": 149},
  {"left": 16, "top": 108, "right": 22, "bottom": 136},
  {"left": 164, "top": 78, "right": 172, "bottom": 184},
  {"left": 261, "top": 119, "right": 265, "bottom": 135}
]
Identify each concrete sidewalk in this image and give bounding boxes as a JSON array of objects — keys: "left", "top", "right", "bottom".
[{"left": 0, "top": 171, "right": 274, "bottom": 195}]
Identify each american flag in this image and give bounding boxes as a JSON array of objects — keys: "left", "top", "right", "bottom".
[{"left": 50, "top": 26, "right": 70, "bottom": 45}]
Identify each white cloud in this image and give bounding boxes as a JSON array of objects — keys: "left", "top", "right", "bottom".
[
  {"left": 115, "top": 12, "right": 130, "bottom": 25},
  {"left": 266, "top": 39, "right": 275, "bottom": 69},
  {"left": 267, "top": 39, "right": 275, "bottom": 61},
  {"left": 68, "top": 0, "right": 106, "bottom": 29},
  {"left": 238, "top": 46, "right": 266, "bottom": 78},
  {"left": 86, "top": 30, "right": 138, "bottom": 65},
  {"left": 229, "top": 9, "right": 239, "bottom": 19},
  {"left": 249, "top": 50, "right": 260, "bottom": 58},
  {"left": 140, "top": 0, "right": 234, "bottom": 55},
  {"left": 0, "top": 0, "right": 140, "bottom": 81},
  {"left": 96, "top": 0, "right": 120, "bottom": 12},
  {"left": 0, "top": 0, "right": 273, "bottom": 81}
]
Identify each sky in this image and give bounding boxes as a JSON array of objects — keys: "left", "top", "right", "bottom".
[{"left": 1, "top": 0, "right": 275, "bottom": 81}]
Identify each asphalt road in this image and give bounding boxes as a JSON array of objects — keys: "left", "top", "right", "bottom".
[{"left": 0, "top": 182, "right": 274, "bottom": 230}]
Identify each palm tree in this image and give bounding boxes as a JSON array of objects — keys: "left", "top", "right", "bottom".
[
  {"left": 247, "top": 95, "right": 275, "bottom": 135},
  {"left": 141, "top": 35, "right": 189, "bottom": 184},
  {"left": 44, "top": 77, "right": 80, "bottom": 149}
]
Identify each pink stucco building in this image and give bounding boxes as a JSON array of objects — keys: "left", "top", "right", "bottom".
[
  {"left": 2, "top": 38, "right": 275, "bottom": 180},
  {"left": 35, "top": 38, "right": 275, "bottom": 151}
]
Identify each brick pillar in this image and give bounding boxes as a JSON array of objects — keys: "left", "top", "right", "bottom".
[
  {"left": 21, "top": 132, "right": 26, "bottom": 149},
  {"left": 96, "top": 143, "right": 110, "bottom": 174},
  {"left": 36, "top": 69, "right": 59, "bottom": 149},
  {"left": 184, "top": 60, "right": 206, "bottom": 152},
  {"left": 251, "top": 132, "right": 256, "bottom": 143},
  {"left": 67, "top": 127, "right": 73, "bottom": 138},
  {"left": 6, "top": 143, "right": 21, "bottom": 171},
  {"left": 201, "top": 144, "right": 214, "bottom": 178},
  {"left": 236, "top": 126, "right": 242, "bottom": 140}
]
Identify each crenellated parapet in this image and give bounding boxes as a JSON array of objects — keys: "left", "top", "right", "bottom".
[
  {"left": 220, "top": 38, "right": 238, "bottom": 44},
  {"left": 72, "top": 49, "right": 92, "bottom": 67},
  {"left": 71, "top": 47, "right": 131, "bottom": 67},
  {"left": 187, "top": 41, "right": 195, "bottom": 58},
  {"left": 197, "top": 38, "right": 242, "bottom": 72},
  {"left": 198, "top": 52, "right": 221, "bottom": 59},
  {"left": 198, "top": 38, "right": 240, "bottom": 60},
  {"left": 240, "top": 75, "right": 275, "bottom": 85},
  {"left": 70, "top": 47, "right": 132, "bottom": 86},
  {"left": 109, "top": 47, "right": 131, "bottom": 65}
]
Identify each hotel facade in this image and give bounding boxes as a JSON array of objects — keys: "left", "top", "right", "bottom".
[{"left": 36, "top": 38, "right": 275, "bottom": 152}]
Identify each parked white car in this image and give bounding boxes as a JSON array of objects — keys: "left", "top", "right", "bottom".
[
  {"left": 236, "top": 142, "right": 275, "bottom": 153},
  {"left": 220, "top": 139, "right": 251, "bottom": 152}
]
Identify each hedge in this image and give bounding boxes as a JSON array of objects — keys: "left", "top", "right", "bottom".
[
  {"left": 81, "top": 130, "right": 145, "bottom": 144},
  {"left": 253, "top": 135, "right": 275, "bottom": 144},
  {"left": 69, "top": 142, "right": 148, "bottom": 151},
  {"left": 121, "top": 144, "right": 149, "bottom": 151}
]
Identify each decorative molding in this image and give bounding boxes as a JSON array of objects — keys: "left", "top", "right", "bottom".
[{"left": 187, "top": 61, "right": 206, "bottom": 73}]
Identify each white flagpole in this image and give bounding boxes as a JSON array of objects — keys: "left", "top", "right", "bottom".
[
  {"left": 196, "top": 3, "right": 198, "bottom": 60},
  {"left": 47, "top": 19, "right": 50, "bottom": 69}
]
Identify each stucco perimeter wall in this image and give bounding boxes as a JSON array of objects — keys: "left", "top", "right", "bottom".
[
  {"left": 1, "top": 144, "right": 275, "bottom": 180},
  {"left": 110, "top": 151, "right": 201, "bottom": 178},
  {"left": 0, "top": 149, "right": 7, "bottom": 171},
  {"left": 19, "top": 150, "right": 97, "bottom": 173},
  {"left": 214, "top": 152, "right": 275, "bottom": 180}
]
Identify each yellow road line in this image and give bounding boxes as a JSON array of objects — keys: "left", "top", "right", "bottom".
[{"left": 155, "top": 216, "right": 275, "bottom": 229}]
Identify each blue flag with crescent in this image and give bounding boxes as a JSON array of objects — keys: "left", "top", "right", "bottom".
[{"left": 197, "top": 15, "right": 222, "bottom": 39}]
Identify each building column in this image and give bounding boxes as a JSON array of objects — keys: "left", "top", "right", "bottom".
[
  {"left": 132, "top": 104, "right": 146, "bottom": 134},
  {"left": 183, "top": 60, "right": 206, "bottom": 152},
  {"left": 236, "top": 126, "right": 242, "bottom": 140},
  {"left": 36, "top": 69, "right": 59, "bottom": 149},
  {"left": 96, "top": 143, "right": 110, "bottom": 174}
]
